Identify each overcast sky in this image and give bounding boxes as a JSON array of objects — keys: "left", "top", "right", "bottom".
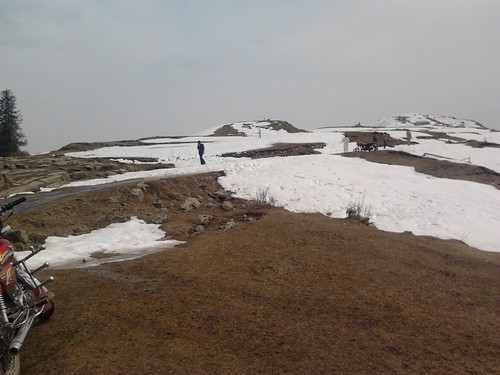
[{"left": 1, "top": 0, "right": 499, "bottom": 153}]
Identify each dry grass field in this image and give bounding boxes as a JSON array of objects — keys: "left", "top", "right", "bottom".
[{"left": 5, "top": 159, "right": 497, "bottom": 374}]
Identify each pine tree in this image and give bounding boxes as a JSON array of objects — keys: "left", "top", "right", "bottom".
[{"left": 0, "top": 89, "right": 27, "bottom": 156}]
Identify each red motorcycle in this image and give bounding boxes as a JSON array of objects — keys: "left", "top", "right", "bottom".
[{"left": 0, "top": 197, "right": 55, "bottom": 375}]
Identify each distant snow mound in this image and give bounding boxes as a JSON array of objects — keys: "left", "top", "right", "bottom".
[
  {"left": 196, "top": 120, "right": 308, "bottom": 137},
  {"left": 373, "top": 114, "right": 486, "bottom": 129}
]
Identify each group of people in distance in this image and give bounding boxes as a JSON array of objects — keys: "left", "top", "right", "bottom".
[{"left": 342, "top": 129, "right": 412, "bottom": 153}]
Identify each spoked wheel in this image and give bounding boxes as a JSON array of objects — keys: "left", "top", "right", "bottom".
[
  {"left": 0, "top": 352, "right": 20, "bottom": 375},
  {"left": 353, "top": 147, "right": 360, "bottom": 152}
]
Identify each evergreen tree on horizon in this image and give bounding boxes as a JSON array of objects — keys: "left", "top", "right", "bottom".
[{"left": 0, "top": 89, "right": 27, "bottom": 156}]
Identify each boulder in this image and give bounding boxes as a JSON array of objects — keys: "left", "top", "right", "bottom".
[
  {"left": 5, "top": 229, "right": 29, "bottom": 246},
  {"left": 180, "top": 197, "right": 201, "bottom": 211},
  {"left": 198, "top": 214, "right": 214, "bottom": 226},
  {"left": 220, "top": 219, "right": 237, "bottom": 231},
  {"left": 130, "top": 188, "right": 145, "bottom": 201},
  {"left": 222, "top": 201, "right": 234, "bottom": 211}
]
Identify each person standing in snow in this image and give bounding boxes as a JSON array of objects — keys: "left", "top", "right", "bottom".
[
  {"left": 406, "top": 130, "right": 412, "bottom": 146},
  {"left": 383, "top": 133, "right": 388, "bottom": 149},
  {"left": 197, "top": 140, "right": 206, "bottom": 165},
  {"left": 342, "top": 135, "right": 350, "bottom": 153}
]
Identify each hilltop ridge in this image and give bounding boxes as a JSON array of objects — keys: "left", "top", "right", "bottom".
[
  {"left": 371, "top": 113, "right": 487, "bottom": 129},
  {"left": 196, "top": 114, "right": 493, "bottom": 137},
  {"left": 195, "top": 119, "right": 308, "bottom": 137}
]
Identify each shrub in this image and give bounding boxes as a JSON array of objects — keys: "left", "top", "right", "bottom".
[
  {"left": 346, "top": 197, "right": 373, "bottom": 226},
  {"left": 252, "top": 186, "right": 277, "bottom": 208}
]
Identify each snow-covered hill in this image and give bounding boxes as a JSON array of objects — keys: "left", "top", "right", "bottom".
[
  {"left": 197, "top": 114, "right": 490, "bottom": 138},
  {"left": 194, "top": 120, "right": 308, "bottom": 137},
  {"left": 372, "top": 113, "right": 486, "bottom": 129},
  {"left": 11, "top": 110, "right": 497, "bottom": 263}
]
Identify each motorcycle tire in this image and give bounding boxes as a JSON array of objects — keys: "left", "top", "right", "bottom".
[
  {"left": 0, "top": 352, "right": 20, "bottom": 375},
  {"left": 353, "top": 147, "right": 360, "bottom": 152}
]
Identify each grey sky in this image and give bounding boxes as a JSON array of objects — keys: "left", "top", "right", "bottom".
[{"left": 1, "top": 0, "right": 499, "bottom": 153}]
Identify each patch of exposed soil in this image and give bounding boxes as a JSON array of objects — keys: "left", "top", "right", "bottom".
[
  {"left": 221, "top": 142, "right": 326, "bottom": 158},
  {"left": 344, "top": 130, "right": 500, "bottom": 149},
  {"left": 465, "top": 139, "right": 500, "bottom": 148},
  {"left": 344, "top": 131, "right": 407, "bottom": 148},
  {"left": 345, "top": 150, "right": 500, "bottom": 189}
]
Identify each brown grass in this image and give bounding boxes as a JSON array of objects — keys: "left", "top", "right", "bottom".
[{"left": 7, "top": 172, "right": 498, "bottom": 375}]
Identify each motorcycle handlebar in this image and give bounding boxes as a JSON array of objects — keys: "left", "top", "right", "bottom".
[{"left": 0, "top": 196, "right": 27, "bottom": 214}]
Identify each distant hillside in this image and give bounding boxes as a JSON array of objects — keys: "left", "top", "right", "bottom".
[
  {"left": 195, "top": 120, "right": 308, "bottom": 137},
  {"left": 372, "top": 113, "right": 486, "bottom": 129}
]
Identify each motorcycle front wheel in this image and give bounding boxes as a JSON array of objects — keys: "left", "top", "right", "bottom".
[{"left": 0, "top": 352, "right": 20, "bottom": 375}]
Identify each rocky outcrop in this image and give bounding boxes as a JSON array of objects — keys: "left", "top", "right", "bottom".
[
  {"left": 211, "top": 120, "right": 309, "bottom": 137},
  {"left": 119, "top": 176, "right": 253, "bottom": 238},
  {"left": 0, "top": 154, "right": 174, "bottom": 198}
]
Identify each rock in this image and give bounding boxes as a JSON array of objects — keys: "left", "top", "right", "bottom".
[
  {"left": 152, "top": 200, "right": 163, "bottom": 208},
  {"left": 137, "top": 182, "right": 150, "bottom": 192},
  {"left": 198, "top": 214, "right": 214, "bottom": 226},
  {"left": 130, "top": 188, "right": 145, "bottom": 201},
  {"left": 194, "top": 225, "right": 205, "bottom": 235},
  {"left": 40, "top": 172, "right": 71, "bottom": 186},
  {"left": 71, "top": 171, "right": 88, "bottom": 180},
  {"left": 222, "top": 201, "right": 234, "bottom": 211},
  {"left": 2, "top": 173, "right": 12, "bottom": 183},
  {"left": 152, "top": 214, "right": 169, "bottom": 224},
  {"left": 209, "top": 190, "right": 231, "bottom": 201},
  {"left": 3, "top": 164, "right": 16, "bottom": 170},
  {"left": 97, "top": 163, "right": 118, "bottom": 171},
  {"left": 167, "top": 192, "right": 184, "bottom": 200},
  {"left": 4, "top": 229, "right": 29, "bottom": 245},
  {"left": 0, "top": 152, "right": 175, "bottom": 198},
  {"left": 180, "top": 197, "right": 201, "bottom": 211},
  {"left": 220, "top": 219, "right": 237, "bottom": 231}
]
